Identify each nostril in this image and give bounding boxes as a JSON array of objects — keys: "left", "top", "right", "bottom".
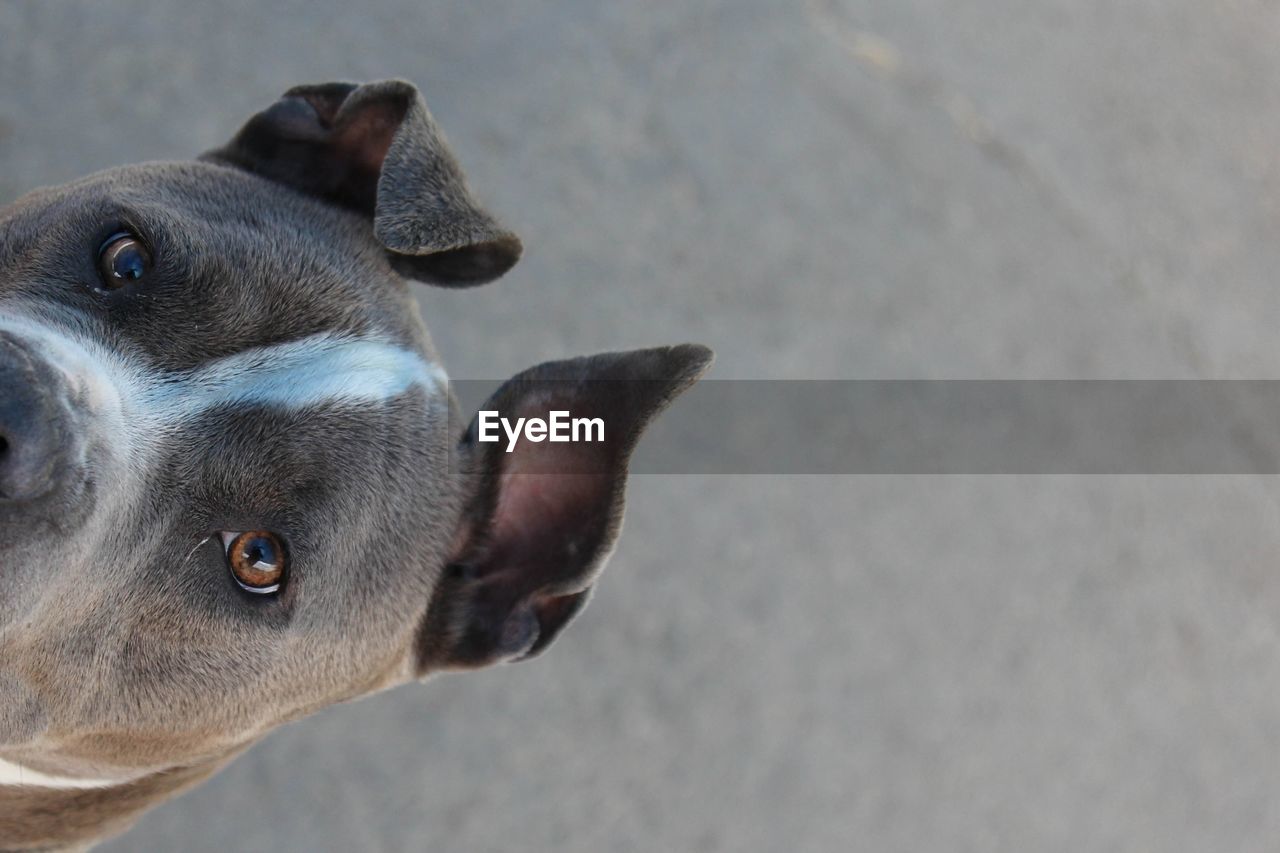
[
  {"left": 0, "top": 416, "right": 56, "bottom": 502},
  {"left": 0, "top": 338, "right": 68, "bottom": 503},
  {"left": 0, "top": 433, "right": 13, "bottom": 499}
]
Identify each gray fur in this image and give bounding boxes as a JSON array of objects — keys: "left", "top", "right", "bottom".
[
  {"left": 204, "top": 79, "right": 523, "bottom": 286},
  {"left": 0, "top": 80, "right": 711, "bottom": 851}
]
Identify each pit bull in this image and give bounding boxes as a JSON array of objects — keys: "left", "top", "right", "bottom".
[{"left": 0, "top": 79, "right": 711, "bottom": 851}]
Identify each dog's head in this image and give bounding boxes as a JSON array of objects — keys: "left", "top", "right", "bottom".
[{"left": 0, "top": 80, "right": 710, "bottom": 780}]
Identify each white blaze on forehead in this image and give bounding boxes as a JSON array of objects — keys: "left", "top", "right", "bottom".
[
  {"left": 0, "top": 317, "right": 448, "bottom": 572},
  {"left": 145, "top": 334, "right": 448, "bottom": 420},
  {"left": 0, "top": 318, "right": 447, "bottom": 434}
]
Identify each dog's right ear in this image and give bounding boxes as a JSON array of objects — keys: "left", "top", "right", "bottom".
[
  {"left": 203, "top": 79, "right": 521, "bottom": 287},
  {"left": 414, "top": 344, "right": 713, "bottom": 673}
]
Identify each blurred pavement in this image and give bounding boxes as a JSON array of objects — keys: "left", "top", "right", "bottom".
[{"left": 5, "top": 1, "right": 1280, "bottom": 850}]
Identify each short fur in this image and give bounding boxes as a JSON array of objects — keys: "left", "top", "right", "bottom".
[{"left": 0, "top": 79, "right": 711, "bottom": 851}]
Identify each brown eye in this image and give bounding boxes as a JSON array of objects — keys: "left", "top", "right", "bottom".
[
  {"left": 97, "top": 232, "right": 153, "bottom": 288},
  {"left": 222, "top": 531, "right": 287, "bottom": 594}
]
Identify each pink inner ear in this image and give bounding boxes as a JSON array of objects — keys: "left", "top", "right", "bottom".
[
  {"left": 334, "top": 106, "right": 400, "bottom": 175},
  {"left": 491, "top": 460, "right": 611, "bottom": 568},
  {"left": 481, "top": 387, "right": 622, "bottom": 569},
  {"left": 296, "top": 92, "right": 404, "bottom": 177}
]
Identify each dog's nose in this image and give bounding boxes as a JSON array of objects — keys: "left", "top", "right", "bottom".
[{"left": 0, "top": 336, "right": 67, "bottom": 502}]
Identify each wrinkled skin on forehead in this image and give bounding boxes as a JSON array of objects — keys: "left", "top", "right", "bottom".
[{"left": 0, "top": 162, "right": 462, "bottom": 776}]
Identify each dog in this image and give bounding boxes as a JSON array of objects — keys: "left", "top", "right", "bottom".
[{"left": 0, "top": 79, "right": 711, "bottom": 851}]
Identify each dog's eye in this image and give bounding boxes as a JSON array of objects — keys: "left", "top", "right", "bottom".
[
  {"left": 221, "top": 530, "right": 288, "bottom": 594},
  {"left": 97, "top": 232, "right": 153, "bottom": 288}
]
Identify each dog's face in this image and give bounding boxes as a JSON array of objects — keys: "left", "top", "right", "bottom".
[{"left": 0, "top": 81, "right": 709, "bottom": 781}]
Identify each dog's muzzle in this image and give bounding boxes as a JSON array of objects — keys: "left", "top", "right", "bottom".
[{"left": 0, "top": 331, "right": 74, "bottom": 504}]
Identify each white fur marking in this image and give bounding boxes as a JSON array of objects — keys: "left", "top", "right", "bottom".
[
  {"left": 0, "top": 320, "right": 447, "bottom": 437},
  {"left": 0, "top": 756, "right": 125, "bottom": 790},
  {"left": 142, "top": 334, "right": 448, "bottom": 421},
  {"left": 0, "top": 318, "right": 448, "bottom": 526}
]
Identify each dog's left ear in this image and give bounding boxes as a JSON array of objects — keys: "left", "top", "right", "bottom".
[
  {"left": 415, "top": 344, "right": 713, "bottom": 673},
  {"left": 204, "top": 79, "right": 521, "bottom": 286}
]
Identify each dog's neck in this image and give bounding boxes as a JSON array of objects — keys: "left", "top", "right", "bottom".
[
  {"left": 0, "top": 756, "right": 125, "bottom": 790},
  {"left": 0, "top": 753, "right": 237, "bottom": 850}
]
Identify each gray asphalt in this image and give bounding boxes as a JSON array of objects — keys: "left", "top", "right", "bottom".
[{"left": 4, "top": 1, "right": 1280, "bottom": 851}]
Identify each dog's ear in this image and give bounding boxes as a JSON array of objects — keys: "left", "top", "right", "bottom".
[
  {"left": 203, "top": 79, "right": 521, "bottom": 286},
  {"left": 415, "top": 344, "right": 713, "bottom": 673}
]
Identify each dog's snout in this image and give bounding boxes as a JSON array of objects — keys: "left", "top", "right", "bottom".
[{"left": 0, "top": 335, "right": 69, "bottom": 502}]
